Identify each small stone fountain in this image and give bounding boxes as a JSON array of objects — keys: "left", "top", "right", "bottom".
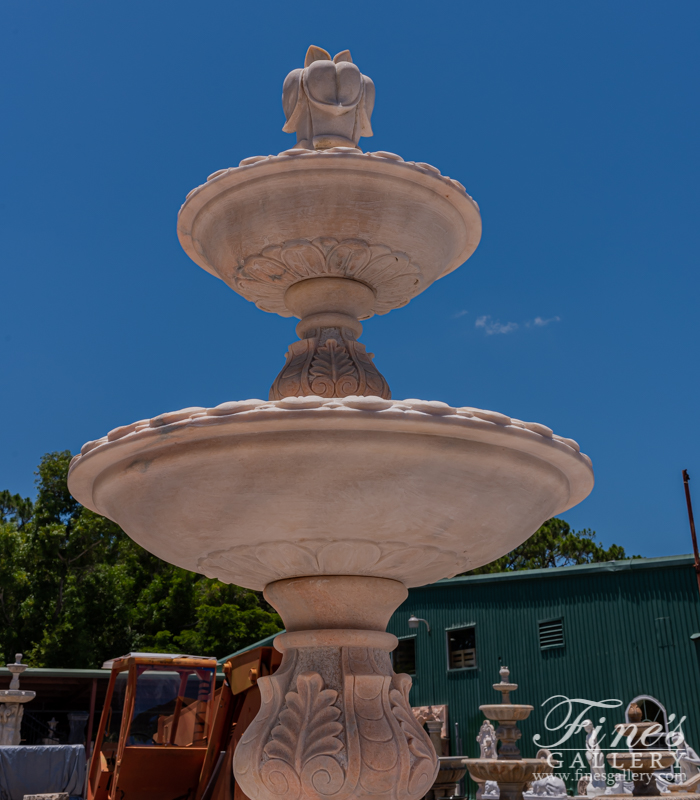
[
  {"left": 67, "top": 46, "right": 594, "bottom": 800},
  {"left": 604, "top": 702, "right": 679, "bottom": 798},
  {"left": 465, "top": 668, "right": 551, "bottom": 800},
  {"left": 0, "top": 654, "right": 36, "bottom": 746}
]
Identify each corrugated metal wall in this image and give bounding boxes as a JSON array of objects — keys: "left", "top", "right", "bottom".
[{"left": 388, "top": 557, "right": 700, "bottom": 795}]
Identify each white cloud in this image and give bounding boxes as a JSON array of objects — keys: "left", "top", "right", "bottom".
[
  {"left": 532, "top": 315, "right": 561, "bottom": 327},
  {"left": 475, "top": 315, "right": 519, "bottom": 335},
  {"left": 452, "top": 309, "right": 469, "bottom": 318}
]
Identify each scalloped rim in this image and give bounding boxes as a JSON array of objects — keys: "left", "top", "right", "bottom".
[
  {"left": 182, "top": 148, "right": 478, "bottom": 211},
  {"left": 68, "top": 396, "right": 593, "bottom": 515}
]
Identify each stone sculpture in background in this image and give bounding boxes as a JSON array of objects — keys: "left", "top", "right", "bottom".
[
  {"left": 478, "top": 720, "right": 498, "bottom": 760},
  {"left": 43, "top": 718, "right": 60, "bottom": 745},
  {"left": 413, "top": 705, "right": 449, "bottom": 757},
  {"left": 675, "top": 737, "right": 700, "bottom": 785},
  {"left": 465, "top": 668, "right": 553, "bottom": 800},
  {"left": 476, "top": 721, "right": 500, "bottom": 800},
  {"left": 524, "top": 750, "right": 567, "bottom": 800},
  {"left": 583, "top": 720, "right": 607, "bottom": 796},
  {"left": 604, "top": 701, "right": 675, "bottom": 798},
  {"left": 0, "top": 654, "right": 36, "bottom": 746},
  {"left": 656, "top": 733, "right": 700, "bottom": 794},
  {"left": 282, "top": 45, "right": 375, "bottom": 150}
]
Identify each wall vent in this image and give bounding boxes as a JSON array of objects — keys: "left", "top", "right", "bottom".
[{"left": 539, "top": 618, "right": 565, "bottom": 650}]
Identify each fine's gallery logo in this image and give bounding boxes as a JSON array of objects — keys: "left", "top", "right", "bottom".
[{"left": 524, "top": 695, "right": 696, "bottom": 787}]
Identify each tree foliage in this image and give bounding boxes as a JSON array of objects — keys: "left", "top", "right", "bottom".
[
  {"left": 464, "top": 517, "right": 633, "bottom": 575},
  {"left": 0, "top": 452, "right": 282, "bottom": 668}
]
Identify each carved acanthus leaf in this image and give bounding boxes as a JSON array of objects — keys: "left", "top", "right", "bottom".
[
  {"left": 389, "top": 679, "right": 439, "bottom": 798},
  {"left": 270, "top": 328, "right": 389, "bottom": 401},
  {"left": 198, "top": 538, "right": 467, "bottom": 591},
  {"left": 234, "top": 238, "right": 423, "bottom": 316},
  {"left": 264, "top": 672, "right": 344, "bottom": 772},
  {"left": 309, "top": 338, "right": 359, "bottom": 397},
  {"left": 390, "top": 690, "right": 434, "bottom": 762}
]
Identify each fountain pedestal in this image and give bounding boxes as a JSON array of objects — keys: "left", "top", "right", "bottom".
[
  {"left": 0, "top": 655, "right": 36, "bottom": 746},
  {"left": 234, "top": 576, "right": 438, "bottom": 800}
]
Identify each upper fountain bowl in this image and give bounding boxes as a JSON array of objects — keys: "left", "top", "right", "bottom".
[
  {"left": 177, "top": 150, "right": 482, "bottom": 319},
  {"left": 68, "top": 396, "right": 593, "bottom": 591},
  {"left": 479, "top": 705, "right": 534, "bottom": 722}
]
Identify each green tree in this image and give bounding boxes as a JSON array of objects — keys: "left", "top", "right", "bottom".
[
  {"left": 464, "top": 517, "right": 633, "bottom": 575},
  {"left": 0, "top": 451, "right": 282, "bottom": 667}
]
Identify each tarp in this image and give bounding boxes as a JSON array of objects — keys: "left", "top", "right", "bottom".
[{"left": 0, "top": 745, "right": 85, "bottom": 800}]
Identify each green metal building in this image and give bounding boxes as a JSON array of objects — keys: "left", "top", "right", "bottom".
[{"left": 387, "top": 554, "right": 700, "bottom": 773}]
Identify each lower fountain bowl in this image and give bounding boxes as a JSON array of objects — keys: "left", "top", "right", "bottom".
[
  {"left": 68, "top": 396, "right": 593, "bottom": 590},
  {"left": 465, "top": 759, "right": 552, "bottom": 784},
  {"left": 0, "top": 690, "right": 36, "bottom": 704}
]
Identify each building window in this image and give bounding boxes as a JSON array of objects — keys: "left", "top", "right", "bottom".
[
  {"left": 539, "top": 618, "right": 565, "bottom": 650},
  {"left": 446, "top": 626, "right": 476, "bottom": 670},
  {"left": 393, "top": 637, "right": 416, "bottom": 675}
]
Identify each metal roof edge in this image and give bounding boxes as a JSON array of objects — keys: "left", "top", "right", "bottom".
[
  {"left": 422, "top": 554, "right": 697, "bottom": 589},
  {"left": 0, "top": 667, "right": 111, "bottom": 679},
  {"left": 217, "top": 631, "right": 283, "bottom": 665}
]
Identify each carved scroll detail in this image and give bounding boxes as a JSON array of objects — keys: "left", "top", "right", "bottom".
[
  {"left": 262, "top": 672, "right": 345, "bottom": 800},
  {"left": 233, "top": 645, "right": 438, "bottom": 800},
  {"left": 232, "top": 238, "right": 423, "bottom": 317}
]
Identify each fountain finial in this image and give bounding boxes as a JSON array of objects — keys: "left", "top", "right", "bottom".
[
  {"left": 282, "top": 45, "right": 375, "bottom": 151},
  {"left": 494, "top": 666, "right": 518, "bottom": 704}
]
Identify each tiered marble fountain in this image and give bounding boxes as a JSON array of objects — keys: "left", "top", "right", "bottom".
[
  {"left": 605, "top": 703, "right": 676, "bottom": 798},
  {"left": 0, "top": 654, "right": 35, "bottom": 746},
  {"left": 466, "top": 668, "right": 551, "bottom": 800},
  {"left": 68, "top": 46, "right": 594, "bottom": 800}
]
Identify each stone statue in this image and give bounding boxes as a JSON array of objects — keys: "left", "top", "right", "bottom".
[
  {"left": 0, "top": 704, "right": 22, "bottom": 746},
  {"left": 583, "top": 720, "right": 607, "bottom": 797},
  {"left": 524, "top": 750, "right": 567, "bottom": 800},
  {"left": 481, "top": 782, "right": 500, "bottom": 799},
  {"left": 43, "top": 717, "right": 60, "bottom": 745},
  {"left": 655, "top": 733, "right": 700, "bottom": 792},
  {"left": 478, "top": 720, "right": 498, "bottom": 759},
  {"left": 674, "top": 737, "right": 700, "bottom": 783},
  {"left": 282, "top": 45, "right": 375, "bottom": 150},
  {"left": 475, "top": 721, "right": 499, "bottom": 800}
]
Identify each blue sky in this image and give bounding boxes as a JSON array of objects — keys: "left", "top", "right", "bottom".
[{"left": 2, "top": 1, "right": 699, "bottom": 559}]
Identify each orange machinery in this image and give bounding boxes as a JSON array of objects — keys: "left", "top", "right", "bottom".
[{"left": 87, "top": 647, "right": 282, "bottom": 800}]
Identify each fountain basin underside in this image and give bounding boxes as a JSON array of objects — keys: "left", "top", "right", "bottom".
[
  {"left": 68, "top": 397, "right": 593, "bottom": 590},
  {"left": 177, "top": 150, "right": 482, "bottom": 317}
]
